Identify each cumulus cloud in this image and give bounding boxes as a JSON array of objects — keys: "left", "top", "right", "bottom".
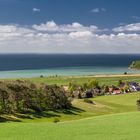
[
  {"left": 32, "top": 8, "right": 40, "bottom": 12},
  {"left": 0, "top": 21, "right": 140, "bottom": 54},
  {"left": 32, "top": 21, "right": 99, "bottom": 33},
  {"left": 91, "top": 8, "right": 106, "bottom": 13},
  {"left": 113, "top": 23, "right": 140, "bottom": 32}
]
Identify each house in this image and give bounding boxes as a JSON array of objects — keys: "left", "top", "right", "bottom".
[
  {"left": 109, "top": 85, "right": 117, "bottom": 92},
  {"left": 120, "top": 82, "right": 140, "bottom": 92},
  {"left": 62, "top": 85, "right": 69, "bottom": 91},
  {"left": 108, "top": 85, "right": 121, "bottom": 95},
  {"left": 112, "top": 89, "right": 121, "bottom": 95},
  {"left": 128, "top": 82, "right": 140, "bottom": 92}
]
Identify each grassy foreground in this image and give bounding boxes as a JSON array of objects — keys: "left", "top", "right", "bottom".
[{"left": 0, "top": 112, "right": 140, "bottom": 140}]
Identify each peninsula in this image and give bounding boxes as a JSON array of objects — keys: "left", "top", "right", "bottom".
[{"left": 129, "top": 60, "right": 140, "bottom": 69}]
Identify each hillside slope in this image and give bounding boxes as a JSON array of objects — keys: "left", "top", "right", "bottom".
[{"left": 0, "top": 112, "right": 140, "bottom": 140}]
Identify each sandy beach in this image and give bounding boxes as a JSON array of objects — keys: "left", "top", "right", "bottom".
[{"left": 63, "top": 73, "right": 140, "bottom": 79}]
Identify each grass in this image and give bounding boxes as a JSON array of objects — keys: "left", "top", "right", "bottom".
[
  {"left": 0, "top": 112, "right": 140, "bottom": 140},
  {"left": 18, "top": 75, "right": 140, "bottom": 86},
  {"left": 0, "top": 76, "right": 140, "bottom": 139},
  {"left": 2, "top": 92, "right": 139, "bottom": 123}
]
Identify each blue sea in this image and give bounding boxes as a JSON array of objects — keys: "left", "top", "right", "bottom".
[{"left": 0, "top": 54, "right": 140, "bottom": 78}]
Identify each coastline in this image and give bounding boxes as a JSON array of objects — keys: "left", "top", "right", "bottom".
[{"left": 63, "top": 73, "right": 140, "bottom": 78}]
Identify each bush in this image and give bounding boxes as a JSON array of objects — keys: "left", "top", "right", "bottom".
[
  {"left": 40, "top": 75, "right": 44, "bottom": 78},
  {"left": 53, "top": 117, "right": 60, "bottom": 123},
  {"left": 136, "top": 99, "right": 140, "bottom": 111},
  {"left": 84, "top": 98, "right": 95, "bottom": 104},
  {"left": 124, "top": 72, "right": 127, "bottom": 75}
]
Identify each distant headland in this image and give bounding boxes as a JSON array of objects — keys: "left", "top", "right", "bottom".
[{"left": 129, "top": 60, "right": 140, "bottom": 69}]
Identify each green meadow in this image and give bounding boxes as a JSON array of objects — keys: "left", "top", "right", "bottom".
[
  {"left": 0, "top": 112, "right": 140, "bottom": 140},
  {"left": 24, "top": 75, "right": 140, "bottom": 86},
  {"left": 0, "top": 75, "right": 140, "bottom": 140}
]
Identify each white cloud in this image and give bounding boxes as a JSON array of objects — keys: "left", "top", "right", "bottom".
[
  {"left": 69, "top": 31, "right": 93, "bottom": 38},
  {"left": 91, "top": 8, "right": 99, "bottom": 13},
  {"left": 113, "top": 23, "right": 140, "bottom": 32},
  {"left": 91, "top": 8, "right": 106, "bottom": 13},
  {"left": 0, "top": 21, "right": 140, "bottom": 54},
  {"left": 101, "top": 8, "right": 106, "bottom": 12},
  {"left": 32, "top": 21, "right": 99, "bottom": 33},
  {"left": 32, "top": 8, "right": 40, "bottom": 12},
  {"left": 132, "top": 16, "right": 140, "bottom": 20}
]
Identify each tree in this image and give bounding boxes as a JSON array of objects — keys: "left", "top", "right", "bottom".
[
  {"left": 0, "top": 81, "right": 72, "bottom": 114},
  {"left": 68, "top": 82, "right": 77, "bottom": 93},
  {"left": 87, "top": 80, "right": 99, "bottom": 89},
  {"left": 82, "top": 83, "right": 88, "bottom": 91}
]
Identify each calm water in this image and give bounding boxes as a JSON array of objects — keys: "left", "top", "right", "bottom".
[{"left": 0, "top": 54, "right": 140, "bottom": 78}]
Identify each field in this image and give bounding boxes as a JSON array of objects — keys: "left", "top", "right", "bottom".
[
  {"left": 0, "top": 92, "right": 140, "bottom": 140},
  {"left": 23, "top": 75, "right": 140, "bottom": 86},
  {"left": 0, "top": 112, "right": 140, "bottom": 140},
  {"left": 0, "top": 75, "right": 140, "bottom": 140},
  {"left": 2, "top": 91, "right": 139, "bottom": 123}
]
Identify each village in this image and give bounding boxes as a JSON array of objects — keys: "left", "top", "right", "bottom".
[{"left": 62, "top": 80, "right": 140, "bottom": 98}]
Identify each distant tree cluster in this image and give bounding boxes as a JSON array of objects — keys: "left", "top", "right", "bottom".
[{"left": 0, "top": 80, "right": 71, "bottom": 114}]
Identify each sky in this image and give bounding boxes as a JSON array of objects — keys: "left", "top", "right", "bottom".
[{"left": 0, "top": 0, "right": 140, "bottom": 53}]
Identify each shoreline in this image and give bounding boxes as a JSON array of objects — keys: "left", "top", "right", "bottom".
[
  {"left": 90, "top": 73, "right": 140, "bottom": 77},
  {"left": 1, "top": 73, "right": 140, "bottom": 79},
  {"left": 63, "top": 73, "right": 140, "bottom": 78}
]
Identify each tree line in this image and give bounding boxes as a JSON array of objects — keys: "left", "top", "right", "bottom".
[{"left": 0, "top": 80, "right": 71, "bottom": 114}]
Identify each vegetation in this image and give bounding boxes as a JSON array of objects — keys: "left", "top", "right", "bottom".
[
  {"left": 0, "top": 112, "right": 140, "bottom": 140},
  {"left": 0, "top": 80, "right": 71, "bottom": 114},
  {"left": 129, "top": 60, "right": 140, "bottom": 69},
  {"left": 83, "top": 98, "right": 94, "bottom": 104},
  {"left": 0, "top": 76, "right": 139, "bottom": 139},
  {"left": 136, "top": 99, "right": 140, "bottom": 110},
  {"left": 53, "top": 117, "right": 60, "bottom": 123},
  {"left": 0, "top": 91, "right": 138, "bottom": 123},
  {"left": 18, "top": 75, "right": 140, "bottom": 86}
]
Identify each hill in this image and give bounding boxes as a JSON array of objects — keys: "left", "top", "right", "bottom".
[
  {"left": 0, "top": 92, "right": 140, "bottom": 139},
  {"left": 1, "top": 92, "right": 140, "bottom": 122},
  {"left": 129, "top": 60, "right": 140, "bottom": 69},
  {"left": 0, "top": 112, "right": 140, "bottom": 140}
]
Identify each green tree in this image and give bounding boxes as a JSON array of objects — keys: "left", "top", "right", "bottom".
[{"left": 87, "top": 80, "right": 99, "bottom": 89}]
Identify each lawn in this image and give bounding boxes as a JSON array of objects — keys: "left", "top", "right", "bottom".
[{"left": 0, "top": 112, "right": 140, "bottom": 140}]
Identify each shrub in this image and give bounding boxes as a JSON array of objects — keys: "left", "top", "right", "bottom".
[
  {"left": 53, "top": 117, "right": 60, "bottom": 123},
  {"left": 136, "top": 99, "right": 140, "bottom": 111},
  {"left": 40, "top": 75, "right": 44, "bottom": 78},
  {"left": 84, "top": 98, "right": 95, "bottom": 104},
  {"left": 124, "top": 72, "right": 127, "bottom": 75}
]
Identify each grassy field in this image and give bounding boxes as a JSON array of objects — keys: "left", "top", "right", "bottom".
[
  {"left": 0, "top": 91, "right": 139, "bottom": 140},
  {"left": 0, "top": 76, "right": 140, "bottom": 140},
  {"left": 19, "top": 75, "right": 140, "bottom": 86},
  {"left": 0, "top": 112, "right": 140, "bottom": 140},
  {"left": 2, "top": 92, "right": 140, "bottom": 123}
]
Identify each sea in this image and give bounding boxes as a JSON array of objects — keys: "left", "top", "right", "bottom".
[{"left": 0, "top": 54, "right": 140, "bottom": 78}]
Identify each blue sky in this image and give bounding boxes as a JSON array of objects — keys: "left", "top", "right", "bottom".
[
  {"left": 0, "top": 0, "right": 140, "bottom": 28},
  {"left": 0, "top": 0, "right": 140, "bottom": 53}
]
